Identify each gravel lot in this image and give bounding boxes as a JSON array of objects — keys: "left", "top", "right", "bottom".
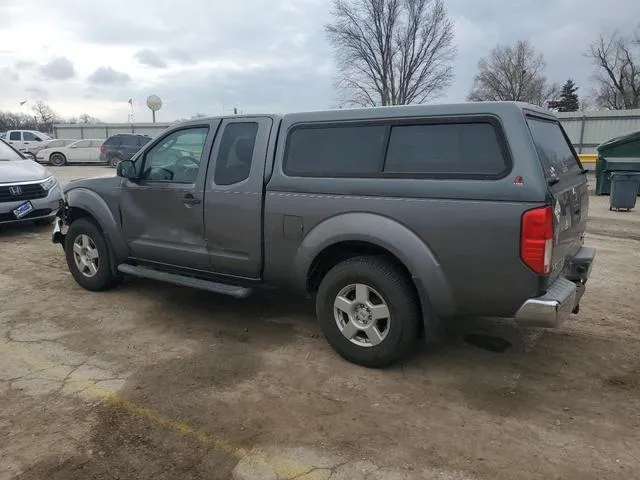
[{"left": 1, "top": 166, "right": 639, "bottom": 480}]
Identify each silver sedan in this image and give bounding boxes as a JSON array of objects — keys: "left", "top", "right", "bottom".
[{"left": 0, "top": 139, "right": 63, "bottom": 225}]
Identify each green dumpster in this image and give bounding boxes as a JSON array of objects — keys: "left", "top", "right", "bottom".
[{"left": 596, "top": 130, "right": 640, "bottom": 195}]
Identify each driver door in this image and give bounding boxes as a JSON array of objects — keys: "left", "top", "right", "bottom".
[{"left": 120, "top": 122, "right": 218, "bottom": 270}]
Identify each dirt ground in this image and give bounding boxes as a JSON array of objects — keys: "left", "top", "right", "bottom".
[{"left": 1, "top": 166, "right": 639, "bottom": 479}]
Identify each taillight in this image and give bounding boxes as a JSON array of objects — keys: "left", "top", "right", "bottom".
[
  {"left": 521, "top": 206, "right": 554, "bottom": 275},
  {"left": 100, "top": 145, "right": 105, "bottom": 153}
]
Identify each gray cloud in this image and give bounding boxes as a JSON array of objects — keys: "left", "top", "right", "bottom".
[
  {"left": 443, "top": 0, "right": 640, "bottom": 103},
  {"left": 39, "top": 57, "right": 75, "bottom": 80},
  {"left": 99, "top": 61, "right": 334, "bottom": 122},
  {"left": 0, "top": 67, "right": 19, "bottom": 82},
  {"left": 57, "top": 0, "right": 332, "bottom": 64},
  {"left": 134, "top": 49, "right": 167, "bottom": 68},
  {"left": 166, "top": 48, "right": 195, "bottom": 65},
  {"left": 87, "top": 66, "right": 131, "bottom": 85},
  {"left": 14, "top": 60, "right": 35, "bottom": 70},
  {"left": 64, "top": 3, "right": 173, "bottom": 46},
  {"left": 26, "top": 85, "right": 49, "bottom": 100}
]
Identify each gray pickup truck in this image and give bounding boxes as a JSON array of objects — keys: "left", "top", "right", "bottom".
[{"left": 52, "top": 102, "right": 595, "bottom": 367}]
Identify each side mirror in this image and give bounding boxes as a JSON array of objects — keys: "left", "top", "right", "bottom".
[{"left": 117, "top": 160, "right": 138, "bottom": 180}]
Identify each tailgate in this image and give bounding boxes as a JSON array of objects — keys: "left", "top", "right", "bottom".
[{"left": 527, "top": 117, "right": 588, "bottom": 278}]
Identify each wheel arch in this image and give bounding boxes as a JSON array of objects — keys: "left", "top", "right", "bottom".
[
  {"left": 296, "top": 213, "right": 456, "bottom": 319},
  {"left": 64, "top": 188, "right": 128, "bottom": 266},
  {"left": 307, "top": 241, "right": 411, "bottom": 294},
  {"left": 49, "top": 151, "right": 67, "bottom": 162}
]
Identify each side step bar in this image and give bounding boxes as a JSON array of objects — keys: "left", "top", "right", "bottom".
[{"left": 117, "top": 264, "right": 253, "bottom": 299}]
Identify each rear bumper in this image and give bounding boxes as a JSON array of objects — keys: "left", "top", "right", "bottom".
[{"left": 515, "top": 247, "right": 595, "bottom": 328}]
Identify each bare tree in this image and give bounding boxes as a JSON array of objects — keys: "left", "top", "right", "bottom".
[
  {"left": 0, "top": 111, "right": 38, "bottom": 132},
  {"left": 31, "top": 101, "right": 59, "bottom": 133},
  {"left": 68, "top": 114, "right": 101, "bottom": 124},
  {"left": 468, "top": 40, "right": 557, "bottom": 107},
  {"left": 325, "top": 0, "right": 456, "bottom": 107},
  {"left": 587, "top": 29, "right": 640, "bottom": 109},
  {"left": 78, "top": 113, "right": 101, "bottom": 124}
]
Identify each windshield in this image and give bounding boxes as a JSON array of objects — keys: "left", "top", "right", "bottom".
[{"left": 0, "top": 139, "right": 25, "bottom": 161}]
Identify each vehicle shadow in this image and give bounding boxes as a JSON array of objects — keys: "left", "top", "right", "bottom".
[
  {"left": 119, "top": 275, "right": 553, "bottom": 363},
  {"left": 0, "top": 220, "right": 53, "bottom": 237}
]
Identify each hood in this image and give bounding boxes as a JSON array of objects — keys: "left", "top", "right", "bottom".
[
  {"left": 63, "top": 175, "right": 122, "bottom": 193},
  {"left": 0, "top": 159, "right": 51, "bottom": 183}
]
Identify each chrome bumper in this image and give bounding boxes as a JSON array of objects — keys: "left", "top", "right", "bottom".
[{"left": 515, "top": 247, "right": 595, "bottom": 328}]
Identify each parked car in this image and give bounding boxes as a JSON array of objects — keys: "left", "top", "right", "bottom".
[
  {"left": 30, "top": 138, "right": 76, "bottom": 162},
  {"left": 37, "top": 139, "right": 103, "bottom": 166},
  {"left": 0, "top": 138, "right": 62, "bottom": 225},
  {"left": 100, "top": 133, "right": 151, "bottom": 168},
  {"left": 4, "top": 130, "right": 52, "bottom": 160},
  {"left": 52, "top": 102, "right": 595, "bottom": 367}
]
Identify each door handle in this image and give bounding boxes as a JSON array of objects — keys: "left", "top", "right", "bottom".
[{"left": 183, "top": 193, "right": 201, "bottom": 207}]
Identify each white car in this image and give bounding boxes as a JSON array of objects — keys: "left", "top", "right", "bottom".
[
  {"left": 36, "top": 139, "right": 104, "bottom": 166},
  {"left": 29, "top": 138, "right": 76, "bottom": 162}
]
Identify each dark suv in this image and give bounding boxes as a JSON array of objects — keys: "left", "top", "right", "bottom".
[{"left": 100, "top": 134, "right": 151, "bottom": 168}]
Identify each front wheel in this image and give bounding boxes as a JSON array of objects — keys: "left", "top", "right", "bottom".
[
  {"left": 316, "top": 256, "right": 420, "bottom": 368},
  {"left": 50, "top": 153, "right": 66, "bottom": 166},
  {"left": 64, "top": 218, "right": 119, "bottom": 291}
]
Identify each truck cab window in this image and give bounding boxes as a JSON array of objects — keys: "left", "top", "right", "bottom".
[
  {"left": 214, "top": 122, "right": 258, "bottom": 185},
  {"left": 141, "top": 127, "right": 209, "bottom": 183},
  {"left": 23, "top": 132, "right": 41, "bottom": 141}
]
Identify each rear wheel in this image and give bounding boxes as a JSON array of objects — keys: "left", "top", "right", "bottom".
[
  {"left": 50, "top": 153, "right": 66, "bottom": 166},
  {"left": 64, "top": 218, "right": 119, "bottom": 291},
  {"left": 109, "top": 155, "right": 122, "bottom": 168},
  {"left": 316, "top": 256, "right": 420, "bottom": 368}
]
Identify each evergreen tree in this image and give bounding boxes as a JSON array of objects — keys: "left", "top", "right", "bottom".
[{"left": 558, "top": 79, "right": 580, "bottom": 112}]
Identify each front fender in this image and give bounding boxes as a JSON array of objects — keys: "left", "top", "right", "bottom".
[
  {"left": 65, "top": 187, "right": 128, "bottom": 262},
  {"left": 294, "top": 213, "right": 456, "bottom": 317}
]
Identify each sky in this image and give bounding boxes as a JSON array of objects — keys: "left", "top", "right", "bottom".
[{"left": 0, "top": 0, "right": 638, "bottom": 123}]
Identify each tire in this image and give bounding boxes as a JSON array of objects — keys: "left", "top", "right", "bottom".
[
  {"left": 109, "top": 155, "right": 122, "bottom": 168},
  {"left": 50, "top": 153, "right": 66, "bottom": 166},
  {"left": 64, "top": 218, "right": 119, "bottom": 291},
  {"left": 316, "top": 256, "right": 420, "bottom": 368}
]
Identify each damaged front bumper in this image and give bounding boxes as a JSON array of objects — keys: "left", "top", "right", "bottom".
[{"left": 51, "top": 207, "right": 69, "bottom": 245}]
